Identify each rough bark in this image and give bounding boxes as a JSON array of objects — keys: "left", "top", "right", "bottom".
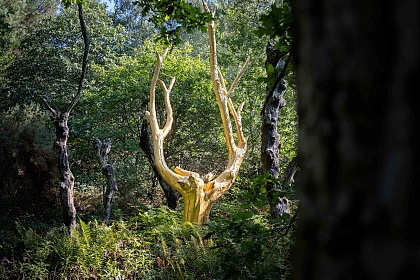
[
  {"left": 53, "top": 111, "right": 76, "bottom": 229},
  {"left": 261, "top": 42, "right": 290, "bottom": 219},
  {"left": 143, "top": 0, "right": 248, "bottom": 224},
  {"left": 94, "top": 138, "right": 117, "bottom": 222},
  {"left": 139, "top": 119, "right": 179, "bottom": 209},
  {"left": 293, "top": 0, "right": 420, "bottom": 279},
  {"left": 42, "top": 3, "right": 89, "bottom": 229}
]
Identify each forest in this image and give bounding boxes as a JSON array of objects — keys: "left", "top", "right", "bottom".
[{"left": 1, "top": 0, "right": 419, "bottom": 279}]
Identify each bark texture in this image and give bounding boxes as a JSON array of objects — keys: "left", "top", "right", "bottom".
[
  {"left": 53, "top": 111, "right": 76, "bottom": 229},
  {"left": 139, "top": 119, "right": 179, "bottom": 209},
  {"left": 293, "top": 0, "right": 420, "bottom": 279},
  {"left": 94, "top": 138, "right": 117, "bottom": 222},
  {"left": 261, "top": 42, "right": 290, "bottom": 219}
]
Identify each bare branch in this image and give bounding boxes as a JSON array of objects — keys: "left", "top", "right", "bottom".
[
  {"left": 160, "top": 77, "right": 176, "bottom": 138},
  {"left": 202, "top": 0, "right": 210, "bottom": 13},
  {"left": 146, "top": 51, "right": 189, "bottom": 195},
  {"left": 227, "top": 57, "right": 250, "bottom": 96},
  {"left": 67, "top": 3, "right": 90, "bottom": 115},
  {"left": 148, "top": 51, "right": 166, "bottom": 132},
  {"left": 216, "top": 67, "right": 225, "bottom": 88},
  {"left": 228, "top": 99, "right": 246, "bottom": 147},
  {"left": 42, "top": 98, "right": 57, "bottom": 116},
  {"left": 174, "top": 166, "right": 200, "bottom": 178},
  {"left": 201, "top": 0, "right": 216, "bottom": 17}
]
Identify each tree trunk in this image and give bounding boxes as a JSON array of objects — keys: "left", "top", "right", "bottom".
[
  {"left": 293, "top": 0, "right": 420, "bottom": 279},
  {"left": 183, "top": 187, "right": 215, "bottom": 225},
  {"left": 94, "top": 138, "right": 117, "bottom": 222},
  {"left": 261, "top": 42, "right": 289, "bottom": 219},
  {"left": 140, "top": 119, "right": 179, "bottom": 209},
  {"left": 52, "top": 111, "right": 76, "bottom": 229},
  {"left": 42, "top": 3, "right": 89, "bottom": 229}
]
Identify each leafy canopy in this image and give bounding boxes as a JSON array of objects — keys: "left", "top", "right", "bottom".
[
  {"left": 133, "top": 0, "right": 212, "bottom": 45},
  {"left": 61, "top": 0, "right": 87, "bottom": 8},
  {"left": 256, "top": 0, "right": 292, "bottom": 53}
]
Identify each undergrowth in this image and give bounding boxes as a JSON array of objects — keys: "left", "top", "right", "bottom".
[{"left": 0, "top": 203, "right": 296, "bottom": 279}]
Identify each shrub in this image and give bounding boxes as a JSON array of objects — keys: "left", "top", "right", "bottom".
[{"left": 0, "top": 103, "right": 57, "bottom": 205}]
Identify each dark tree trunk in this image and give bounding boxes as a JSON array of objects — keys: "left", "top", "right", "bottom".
[
  {"left": 94, "top": 138, "right": 117, "bottom": 222},
  {"left": 52, "top": 111, "right": 76, "bottom": 229},
  {"left": 261, "top": 42, "right": 290, "bottom": 219},
  {"left": 293, "top": 0, "right": 420, "bottom": 279},
  {"left": 42, "top": 3, "right": 89, "bottom": 229},
  {"left": 140, "top": 119, "right": 179, "bottom": 209}
]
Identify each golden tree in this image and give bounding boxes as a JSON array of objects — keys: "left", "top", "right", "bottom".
[{"left": 144, "top": 1, "right": 249, "bottom": 224}]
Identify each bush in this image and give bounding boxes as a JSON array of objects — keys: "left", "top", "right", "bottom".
[{"left": 0, "top": 103, "right": 57, "bottom": 205}]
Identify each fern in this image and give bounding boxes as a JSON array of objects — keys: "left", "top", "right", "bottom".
[{"left": 79, "top": 219, "right": 92, "bottom": 246}]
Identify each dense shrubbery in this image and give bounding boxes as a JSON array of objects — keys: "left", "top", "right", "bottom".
[
  {"left": 0, "top": 99, "right": 297, "bottom": 278},
  {"left": 0, "top": 201, "right": 296, "bottom": 279},
  {"left": 0, "top": 104, "right": 57, "bottom": 204}
]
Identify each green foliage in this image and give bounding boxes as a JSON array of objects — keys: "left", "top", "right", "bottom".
[
  {"left": 3, "top": 219, "right": 155, "bottom": 279},
  {"left": 279, "top": 87, "right": 298, "bottom": 172},
  {"left": 133, "top": 0, "right": 212, "bottom": 46},
  {"left": 256, "top": 0, "right": 292, "bottom": 52},
  {"left": 71, "top": 40, "right": 227, "bottom": 207},
  {"left": 0, "top": 0, "right": 56, "bottom": 85},
  {"left": 207, "top": 213, "right": 285, "bottom": 279},
  {"left": 61, "top": 0, "right": 86, "bottom": 8},
  {"left": 0, "top": 103, "right": 57, "bottom": 203},
  {"left": 1, "top": 202, "right": 296, "bottom": 279},
  {"left": 242, "top": 171, "right": 298, "bottom": 211}
]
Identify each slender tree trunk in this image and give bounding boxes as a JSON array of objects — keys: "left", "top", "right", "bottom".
[
  {"left": 293, "top": 0, "right": 420, "bottom": 278},
  {"left": 140, "top": 119, "right": 179, "bottom": 209},
  {"left": 52, "top": 111, "right": 76, "bottom": 229},
  {"left": 261, "top": 42, "right": 290, "bottom": 219},
  {"left": 42, "top": 3, "right": 89, "bottom": 229},
  {"left": 94, "top": 138, "right": 117, "bottom": 222}
]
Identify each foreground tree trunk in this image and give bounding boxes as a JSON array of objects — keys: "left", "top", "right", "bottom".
[
  {"left": 94, "top": 138, "right": 117, "bottom": 222},
  {"left": 143, "top": 1, "right": 248, "bottom": 224},
  {"left": 293, "top": 0, "right": 420, "bottom": 278},
  {"left": 43, "top": 3, "right": 89, "bottom": 229},
  {"left": 261, "top": 42, "right": 290, "bottom": 219},
  {"left": 139, "top": 119, "right": 179, "bottom": 209}
]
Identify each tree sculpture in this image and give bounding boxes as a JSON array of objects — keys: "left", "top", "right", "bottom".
[{"left": 144, "top": 0, "right": 248, "bottom": 224}]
